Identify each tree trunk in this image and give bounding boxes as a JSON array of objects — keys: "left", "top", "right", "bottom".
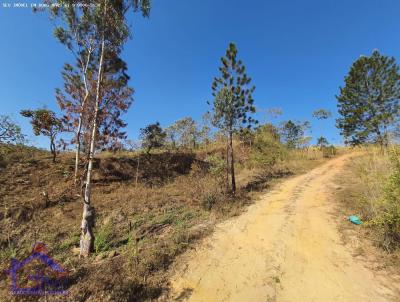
[
  {"left": 80, "top": 31, "right": 106, "bottom": 258},
  {"left": 375, "top": 127, "right": 385, "bottom": 151},
  {"left": 74, "top": 95, "right": 88, "bottom": 185},
  {"left": 383, "top": 124, "right": 389, "bottom": 148},
  {"left": 50, "top": 136, "right": 56, "bottom": 163},
  {"left": 74, "top": 50, "right": 92, "bottom": 185},
  {"left": 74, "top": 118, "right": 83, "bottom": 185},
  {"left": 226, "top": 136, "right": 230, "bottom": 193},
  {"left": 229, "top": 131, "right": 236, "bottom": 195}
]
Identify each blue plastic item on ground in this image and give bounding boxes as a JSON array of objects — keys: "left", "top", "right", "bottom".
[{"left": 348, "top": 215, "right": 362, "bottom": 225}]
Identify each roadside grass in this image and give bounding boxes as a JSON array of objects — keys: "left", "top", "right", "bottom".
[
  {"left": 0, "top": 143, "right": 334, "bottom": 301},
  {"left": 334, "top": 145, "right": 400, "bottom": 267}
]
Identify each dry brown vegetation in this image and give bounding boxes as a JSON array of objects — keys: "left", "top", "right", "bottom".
[
  {"left": 0, "top": 143, "right": 332, "bottom": 301},
  {"left": 334, "top": 146, "right": 400, "bottom": 269}
]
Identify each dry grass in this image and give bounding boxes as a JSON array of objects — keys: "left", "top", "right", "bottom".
[
  {"left": 333, "top": 146, "right": 400, "bottom": 269},
  {"left": 0, "top": 143, "right": 332, "bottom": 301}
]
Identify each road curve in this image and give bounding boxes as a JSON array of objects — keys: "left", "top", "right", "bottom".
[{"left": 169, "top": 154, "right": 399, "bottom": 302}]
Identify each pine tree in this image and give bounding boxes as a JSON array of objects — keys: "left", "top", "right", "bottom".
[
  {"left": 280, "top": 120, "right": 310, "bottom": 149},
  {"left": 210, "top": 42, "right": 257, "bottom": 195},
  {"left": 337, "top": 50, "right": 400, "bottom": 147}
]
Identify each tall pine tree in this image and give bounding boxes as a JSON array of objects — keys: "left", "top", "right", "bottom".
[
  {"left": 337, "top": 50, "right": 400, "bottom": 147},
  {"left": 210, "top": 43, "right": 257, "bottom": 195}
]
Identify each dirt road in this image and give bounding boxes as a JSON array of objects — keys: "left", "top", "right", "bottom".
[{"left": 169, "top": 154, "right": 400, "bottom": 302}]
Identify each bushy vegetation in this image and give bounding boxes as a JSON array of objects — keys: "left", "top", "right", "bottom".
[
  {"left": 0, "top": 115, "right": 25, "bottom": 144},
  {"left": 370, "top": 148, "right": 400, "bottom": 250},
  {"left": 250, "top": 124, "right": 286, "bottom": 168},
  {"left": 337, "top": 146, "right": 400, "bottom": 251}
]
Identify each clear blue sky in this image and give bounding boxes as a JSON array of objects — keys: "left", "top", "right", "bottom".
[{"left": 1, "top": 0, "right": 400, "bottom": 148}]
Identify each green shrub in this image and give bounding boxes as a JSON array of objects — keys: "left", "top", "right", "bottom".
[
  {"left": 95, "top": 221, "right": 114, "bottom": 254},
  {"left": 201, "top": 192, "right": 218, "bottom": 210},
  {"left": 0, "top": 244, "right": 18, "bottom": 262},
  {"left": 205, "top": 154, "right": 226, "bottom": 177},
  {"left": 251, "top": 124, "right": 286, "bottom": 167},
  {"left": 371, "top": 149, "right": 400, "bottom": 250},
  {"left": 322, "top": 145, "right": 337, "bottom": 158},
  {"left": 57, "top": 233, "right": 80, "bottom": 252}
]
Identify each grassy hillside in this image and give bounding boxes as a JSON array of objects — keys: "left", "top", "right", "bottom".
[{"left": 0, "top": 143, "right": 333, "bottom": 301}]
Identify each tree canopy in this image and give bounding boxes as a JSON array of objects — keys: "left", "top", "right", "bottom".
[
  {"left": 211, "top": 43, "right": 257, "bottom": 133},
  {"left": 166, "top": 117, "right": 199, "bottom": 149},
  {"left": 316, "top": 136, "right": 329, "bottom": 149},
  {"left": 20, "top": 109, "right": 62, "bottom": 162},
  {"left": 336, "top": 50, "right": 400, "bottom": 147},
  {"left": 280, "top": 120, "right": 310, "bottom": 149},
  {"left": 140, "top": 122, "right": 166, "bottom": 154},
  {"left": 0, "top": 115, "right": 25, "bottom": 144},
  {"left": 312, "top": 109, "right": 332, "bottom": 120}
]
